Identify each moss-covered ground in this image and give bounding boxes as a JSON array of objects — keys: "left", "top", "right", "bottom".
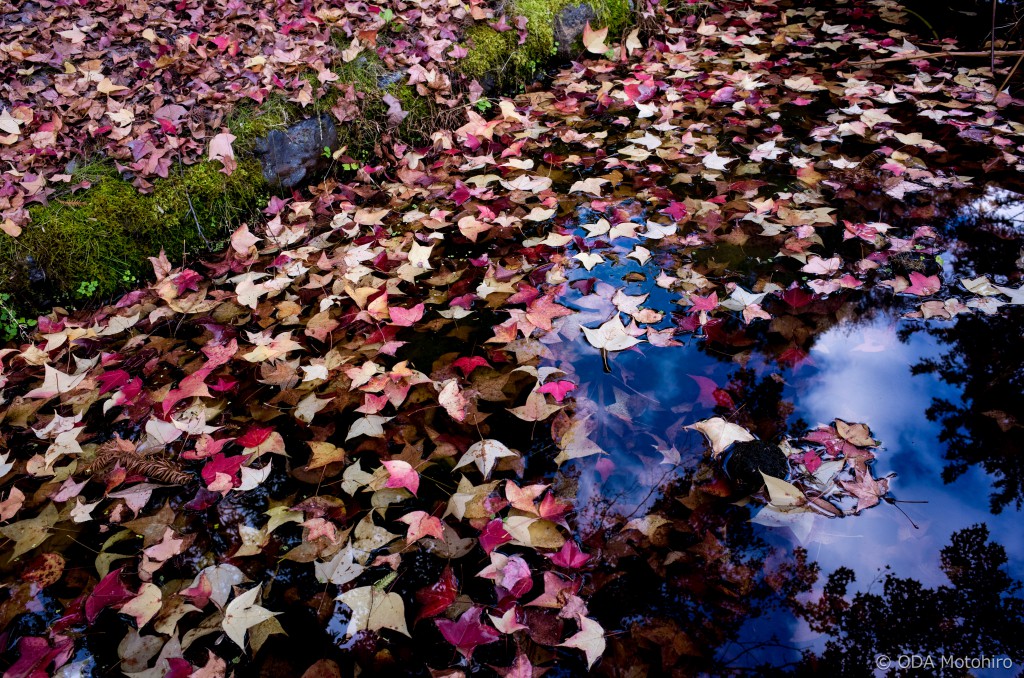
[
  {"left": 0, "top": 46, "right": 439, "bottom": 336},
  {"left": 460, "top": 0, "right": 632, "bottom": 86}
]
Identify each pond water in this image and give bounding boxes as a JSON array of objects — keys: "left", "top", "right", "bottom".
[{"left": 469, "top": 179, "right": 1018, "bottom": 675}]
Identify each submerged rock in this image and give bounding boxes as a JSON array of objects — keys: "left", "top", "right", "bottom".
[
  {"left": 722, "top": 440, "right": 789, "bottom": 496},
  {"left": 254, "top": 115, "right": 339, "bottom": 191}
]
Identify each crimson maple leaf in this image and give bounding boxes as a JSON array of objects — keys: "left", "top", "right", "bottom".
[
  {"left": 479, "top": 518, "right": 513, "bottom": 554},
  {"left": 85, "top": 567, "right": 136, "bottom": 623},
  {"left": 415, "top": 566, "right": 458, "bottom": 623},
  {"left": 435, "top": 606, "right": 500, "bottom": 658}
]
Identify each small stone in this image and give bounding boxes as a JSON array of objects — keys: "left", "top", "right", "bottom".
[
  {"left": 254, "top": 115, "right": 338, "bottom": 191},
  {"left": 722, "top": 440, "right": 789, "bottom": 496}
]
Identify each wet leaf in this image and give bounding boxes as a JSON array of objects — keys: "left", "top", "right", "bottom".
[
  {"left": 435, "top": 606, "right": 499, "bottom": 658},
  {"left": 222, "top": 586, "right": 279, "bottom": 649},
  {"left": 454, "top": 439, "right": 518, "bottom": 479},
  {"left": 337, "top": 586, "right": 410, "bottom": 637}
]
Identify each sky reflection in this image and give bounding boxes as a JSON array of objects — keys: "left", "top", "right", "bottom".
[{"left": 789, "top": 314, "right": 1024, "bottom": 587}]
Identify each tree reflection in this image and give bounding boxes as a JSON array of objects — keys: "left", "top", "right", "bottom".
[
  {"left": 904, "top": 312, "right": 1024, "bottom": 513},
  {"left": 785, "top": 524, "right": 1024, "bottom": 675},
  {"left": 900, "top": 186, "right": 1024, "bottom": 513}
]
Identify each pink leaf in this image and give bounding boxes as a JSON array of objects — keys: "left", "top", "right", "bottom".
[
  {"left": 549, "top": 540, "right": 591, "bottom": 569},
  {"left": 390, "top": 303, "right": 424, "bottom": 327},
  {"left": 537, "top": 380, "right": 577, "bottom": 403},
  {"left": 479, "top": 518, "right": 513, "bottom": 554},
  {"left": 208, "top": 132, "right": 237, "bottom": 175},
  {"left": 383, "top": 460, "right": 419, "bottom": 495},
  {"left": 904, "top": 272, "right": 941, "bottom": 296}
]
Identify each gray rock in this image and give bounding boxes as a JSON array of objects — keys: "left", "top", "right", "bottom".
[
  {"left": 377, "top": 69, "right": 407, "bottom": 88},
  {"left": 254, "top": 115, "right": 338, "bottom": 191},
  {"left": 553, "top": 3, "right": 600, "bottom": 58}
]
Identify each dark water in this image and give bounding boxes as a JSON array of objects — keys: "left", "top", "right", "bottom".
[{"left": 517, "top": 184, "right": 1024, "bottom": 674}]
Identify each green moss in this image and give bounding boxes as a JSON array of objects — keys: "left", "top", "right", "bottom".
[
  {"left": 0, "top": 158, "right": 267, "bottom": 310},
  {"left": 322, "top": 47, "right": 439, "bottom": 153},
  {"left": 228, "top": 95, "right": 294, "bottom": 153},
  {"left": 461, "top": 26, "right": 519, "bottom": 80},
  {"left": 460, "top": 0, "right": 633, "bottom": 85}
]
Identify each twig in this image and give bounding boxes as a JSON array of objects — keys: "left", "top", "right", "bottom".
[
  {"left": 901, "top": 7, "right": 939, "bottom": 41},
  {"left": 850, "top": 50, "right": 1024, "bottom": 66},
  {"left": 176, "top": 154, "right": 210, "bottom": 247},
  {"left": 1000, "top": 52, "right": 1024, "bottom": 91},
  {"left": 992, "top": 0, "right": 999, "bottom": 75}
]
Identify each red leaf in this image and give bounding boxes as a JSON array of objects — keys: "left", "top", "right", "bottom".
[
  {"left": 236, "top": 425, "right": 274, "bottom": 448},
  {"left": 86, "top": 567, "right": 135, "bottom": 623},
  {"left": 537, "top": 493, "right": 571, "bottom": 524},
  {"left": 452, "top": 356, "right": 491, "bottom": 377},
  {"left": 200, "top": 454, "right": 246, "bottom": 489},
  {"left": 165, "top": 658, "right": 193, "bottom": 678},
  {"left": 97, "top": 370, "right": 131, "bottom": 395},
  {"left": 5, "top": 636, "right": 73, "bottom": 678},
  {"left": 415, "top": 566, "right": 458, "bottom": 623},
  {"left": 800, "top": 450, "right": 823, "bottom": 473},
  {"left": 781, "top": 287, "right": 816, "bottom": 308},
  {"left": 549, "top": 540, "right": 591, "bottom": 569},
  {"left": 661, "top": 201, "right": 688, "bottom": 221},
  {"left": 435, "top": 606, "right": 500, "bottom": 658},
  {"left": 479, "top": 518, "right": 513, "bottom": 554}
]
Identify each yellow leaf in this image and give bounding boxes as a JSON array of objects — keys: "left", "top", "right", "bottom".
[
  {"left": 760, "top": 472, "right": 807, "bottom": 508},
  {"left": 97, "top": 77, "right": 128, "bottom": 94},
  {"left": 306, "top": 442, "right": 346, "bottom": 470}
]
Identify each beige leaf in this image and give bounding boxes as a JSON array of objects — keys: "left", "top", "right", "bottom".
[
  {"left": 454, "top": 439, "right": 518, "bottom": 479},
  {"left": 509, "top": 392, "right": 562, "bottom": 422},
  {"left": 582, "top": 316, "right": 643, "bottom": 352},
  {"left": 582, "top": 22, "right": 609, "bottom": 54},
  {"left": 222, "top": 586, "right": 278, "bottom": 649},
  {"left": 835, "top": 419, "right": 878, "bottom": 447},
  {"left": 337, "top": 586, "right": 410, "bottom": 637},
  {"left": 504, "top": 515, "right": 565, "bottom": 549},
  {"left": 560, "top": 616, "right": 606, "bottom": 669},
  {"left": 120, "top": 583, "right": 163, "bottom": 628},
  {"left": 685, "top": 418, "right": 755, "bottom": 457}
]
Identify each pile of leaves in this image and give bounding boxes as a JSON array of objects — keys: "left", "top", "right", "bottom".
[
  {"left": 1, "top": 0, "right": 1024, "bottom": 675},
  {"left": 0, "top": 0, "right": 548, "bottom": 237}
]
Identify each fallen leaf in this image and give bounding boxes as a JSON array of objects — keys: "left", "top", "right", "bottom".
[
  {"left": 582, "top": 22, "right": 609, "bottom": 54},
  {"left": 454, "top": 439, "right": 518, "bottom": 479},
  {"left": 337, "top": 586, "right": 410, "bottom": 637},
  {"left": 559, "top": 616, "right": 606, "bottom": 669},
  {"left": 435, "top": 606, "right": 499, "bottom": 658},
  {"left": 685, "top": 418, "right": 755, "bottom": 457},
  {"left": 222, "top": 586, "right": 279, "bottom": 649}
]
